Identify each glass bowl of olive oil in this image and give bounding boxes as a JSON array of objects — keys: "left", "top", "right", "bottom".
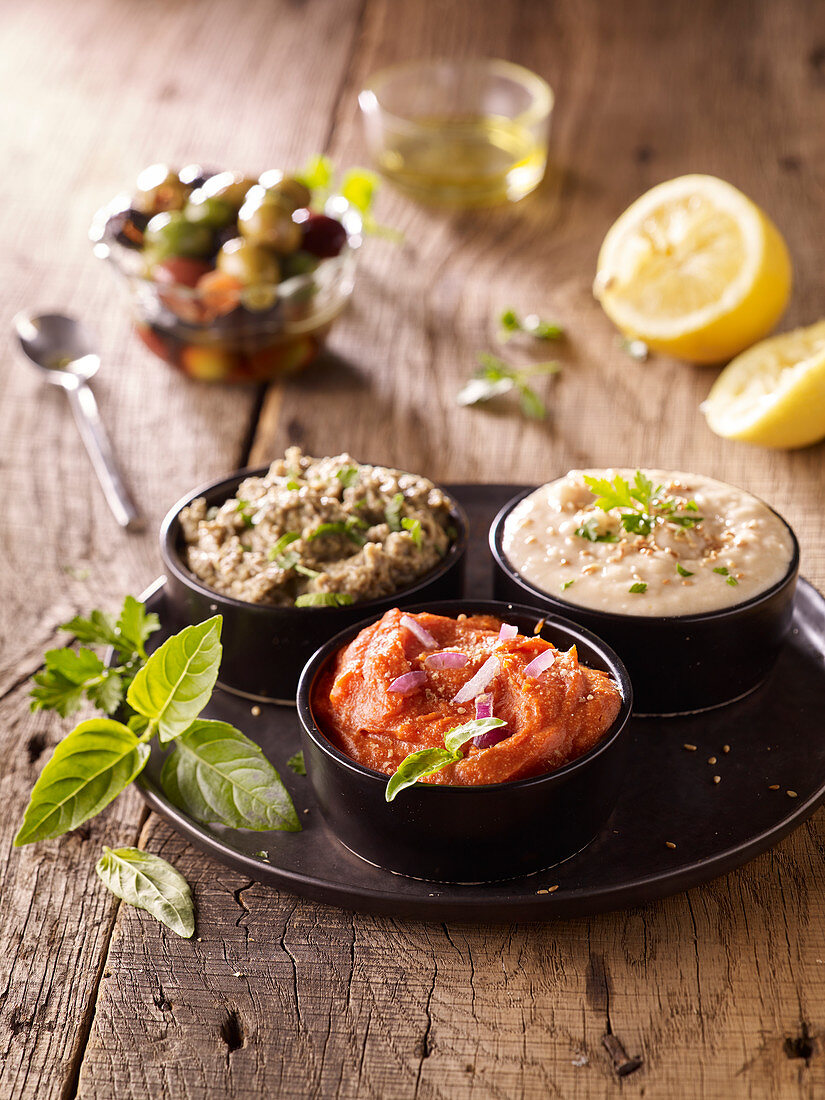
[{"left": 358, "top": 58, "right": 552, "bottom": 207}]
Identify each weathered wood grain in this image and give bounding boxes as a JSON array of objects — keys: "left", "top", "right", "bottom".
[{"left": 4, "top": 0, "right": 825, "bottom": 1098}]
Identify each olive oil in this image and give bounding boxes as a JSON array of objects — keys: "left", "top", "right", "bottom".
[{"left": 376, "top": 115, "right": 547, "bottom": 206}]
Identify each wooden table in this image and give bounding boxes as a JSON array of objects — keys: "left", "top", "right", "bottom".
[{"left": 3, "top": 1, "right": 825, "bottom": 1095}]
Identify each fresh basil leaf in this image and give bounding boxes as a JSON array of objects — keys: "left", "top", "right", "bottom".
[
  {"left": 160, "top": 720, "right": 300, "bottom": 831},
  {"left": 294, "top": 592, "right": 354, "bottom": 607},
  {"left": 87, "top": 671, "right": 124, "bottom": 716},
  {"left": 443, "top": 717, "right": 507, "bottom": 754},
  {"left": 116, "top": 595, "right": 160, "bottom": 659},
  {"left": 575, "top": 517, "right": 619, "bottom": 543},
  {"left": 14, "top": 719, "right": 149, "bottom": 845},
  {"left": 60, "top": 609, "right": 120, "bottom": 649},
  {"left": 126, "top": 617, "right": 222, "bottom": 744},
  {"left": 401, "top": 517, "right": 422, "bottom": 546},
  {"left": 385, "top": 747, "right": 460, "bottom": 803},
  {"left": 287, "top": 751, "right": 306, "bottom": 776},
  {"left": 96, "top": 846, "right": 194, "bottom": 938}
]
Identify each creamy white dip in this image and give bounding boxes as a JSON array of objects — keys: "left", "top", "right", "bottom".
[{"left": 502, "top": 469, "right": 795, "bottom": 617}]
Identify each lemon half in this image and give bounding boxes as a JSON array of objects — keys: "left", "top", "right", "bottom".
[
  {"left": 701, "top": 321, "right": 825, "bottom": 448},
  {"left": 594, "top": 175, "right": 792, "bottom": 363}
]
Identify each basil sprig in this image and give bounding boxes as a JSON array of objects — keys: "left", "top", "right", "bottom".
[
  {"left": 385, "top": 718, "right": 506, "bottom": 803},
  {"left": 19, "top": 597, "right": 301, "bottom": 936}
]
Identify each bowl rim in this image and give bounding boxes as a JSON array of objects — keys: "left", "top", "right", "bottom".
[
  {"left": 296, "top": 597, "right": 633, "bottom": 796},
  {"left": 359, "top": 57, "right": 554, "bottom": 130},
  {"left": 489, "top": 484, "right": 801, "bottom": 627},
  {"left": 160, "top": 465, "right": 470, "bottom": 617}
]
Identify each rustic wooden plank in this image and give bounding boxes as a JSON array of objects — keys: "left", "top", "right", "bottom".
[{"left": 0, "top": 0, "right": 366, "bottom": 1096}]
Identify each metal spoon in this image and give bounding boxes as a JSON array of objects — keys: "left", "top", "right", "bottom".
[{"left": 14, "top": 312, "right": 143, "bottom": 531}]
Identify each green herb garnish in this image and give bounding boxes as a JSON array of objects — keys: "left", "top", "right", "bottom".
[
  {"left": 561, "top": 580, "right": 575, "bottom": 591},
  {"left": 629, "top": 582, "right": 648, "bottom": 594},
  {"left": 287, "top": 751, "right": 307, "bottom": 776},
  {"left": 401, "top": 517, "right": 422, "bottom": 546},
  {"left": 236, "top": 499, "right": 255, "bottom": 528},
  {"left": 286, "top": 479, "right": 302, "bottom": 491},
  {"left": 19, "top": 598, "right": 300, "bottom": 937},
  {"left": 574, "top": 517, "right": 619, "bottom": 543},
  {"left": 336, "top": 465, "right": 360, "bottom": 489},
  {"left": 457, "top": 353, "right": 561, "bottom": 420},
  {"left": 296, "top": 156, "right": 401, "bottom": 241},
  {"left": 727, "top": 576, "right": 739, "bottom": 586},
  {"left": 677, "top": 563, "right": 694, "bottom": 577},
  {"left": 581, "top": 471, "right": 704, "bottom": 539},
  {"left": 616, "top": 336, "right": 649, "bottom": 361},
  {"left": 308, "top": 519, "right": 368, "bottom": 547},
  {"left": 499, "top": 308, "right": 563, "bottom": 343},
  {"left": 268, "top": 532, "right": 300, "bottom": 561},
  {"left": 713, "top": 566, "right": 729, "bottom": 575},
  {"left": 386, "top": 718, "right": 507, "bottom": 802},
  {"left": 294, "top": 592, "right": 354, "bottom": 608},
  {"left": 385, "top": 492, "right": 404, "bottom": 532}
]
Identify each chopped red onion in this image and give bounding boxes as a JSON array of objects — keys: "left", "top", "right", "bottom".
[
  {"left": 498, "top": 622, "right": 518, "bottom": 641},
  {"left": 400, "top": 614, "right": 438, "bottom": 650},
  {"left": 453, "top": 656, "right": 498, "bottom": 705},
  {"left": 474, "top": 725, "right": 510, "bottom": 749},
  {"left": 525, "top": 649, "right": 556, "bottom": 679},
  {"left": 474, "top": 693, "right": 493, "bottom": 720},
  {"left": 388, "top": 671, "right": 427, "bottom": 694},
  {"left": 425, "top": 651, "right": 468, "bottom": 670}
]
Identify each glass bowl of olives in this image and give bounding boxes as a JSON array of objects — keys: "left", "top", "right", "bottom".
[{"left": 90, "top": 164, "right": 362, "bottom": 383}]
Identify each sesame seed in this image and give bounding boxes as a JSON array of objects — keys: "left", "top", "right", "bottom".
[
  {"left": 713, "top": 775, "right": 721, "bottom": 784},
  {"left": 787, "top": 790, "right": 798, "bottom": 798},
  {"left": 722, "top": 745, "right": 730, "bottom": 754},
  {"left": 536, "top": 889, "right": 549, "bottom": 895},
  {"left": 708, "top": 756, "right": 717, "bottom": 765},
  {"left": 769, "top": 784, "right": 780, "bottom": 790},
  {"left": 251, "top": 705, "right": 261, "bottom": 717},
  {"left": 548, "top": 884, "right": 559, "bottom": 892},
  {"left": 533, "top": 619, "right": 545, "bottom": 634},
  {"left": 683, "top": 743, "right": 697, "bottom": 751},
  {"left": 665, "top": 841, "right": 677, "bottom": 849}
]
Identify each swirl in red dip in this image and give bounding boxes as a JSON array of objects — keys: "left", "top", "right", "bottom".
[{"left": 312, "top": 608, "right": 622, "bottom": 786}]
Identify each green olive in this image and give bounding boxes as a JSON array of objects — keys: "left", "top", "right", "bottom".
[
  {"left": 144, "top": 212, "right": 213, "bottom": 260},
  {"left": 134, "top": 164, "right": 191, "bottom": 215},
  {"left": 216, "top": 238, "right": 280, "bottom": 286},
  {"left": 184, "top": 192, "right": 235, "bottom": 228},
  {"left": 259, "top": 175, "right": 312, "bottom": 213},
  {"left": 200, "top": 172, "right": 258, "bottom": 210},
  {"left": 238, "top": 195, "right": 302, "bottom": 253}
]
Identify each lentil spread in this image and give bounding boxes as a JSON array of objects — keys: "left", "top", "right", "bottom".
[
  {"left": 503, "top": 469, "right": 794, "bottom": 616},
  {"left": 179, "top": 449, "right": 455, "bottom": 606},
  {"left": 313, "top": 608, "right": 622, "bottom": 785}
]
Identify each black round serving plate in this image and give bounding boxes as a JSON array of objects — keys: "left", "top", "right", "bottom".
[{"left": 136, "top": 484, "right": 825, "bottom": 920}]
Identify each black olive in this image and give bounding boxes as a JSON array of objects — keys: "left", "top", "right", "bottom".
[{"left": 106, "top": 207, "right": 150, "bottom": 249}]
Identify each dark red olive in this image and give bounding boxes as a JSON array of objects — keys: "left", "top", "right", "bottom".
[
  {"left": 153, "top": 257, "right": 213, "bottom": 288},
  {"left": 299, "top": 213, "right": 347, "bottom": 258}
]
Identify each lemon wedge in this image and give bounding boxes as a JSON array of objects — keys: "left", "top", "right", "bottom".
[
  {"left": 701, "top": 321, "right": 825, "bottom": 448},
  {"left": 594, "top": 175, "right": 792, "bottom": 363}
]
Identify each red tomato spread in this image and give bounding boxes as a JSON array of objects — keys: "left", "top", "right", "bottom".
[{"left": 312, "top": 608, "right": 623, "bottom": 786}]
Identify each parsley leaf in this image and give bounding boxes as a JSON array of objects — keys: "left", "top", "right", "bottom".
[
  {"left": 561, "top": 580, "right": 575, "bottom": 591},
  {"left": 629, "top": 582, "right": 648, "bottom": 594},
  {"left": 713, "top": 566, "right": 729, "bottom": 575},
  {"left": 498, "top": 308, "right": 563, "bottom": 343},
  {"left": 677, "top": 563, "right": 694, "bottom": 577},
  {"left": 575, "top": 517, "right": 619, "bottom": 543},
  {"left": 583, "top": 472, "right": 704, "bottom": 535},
  {"left": 287, "top": 751, "right": 307, "bottom": 776},
  {"left": 457, "top": 353, "right": 561, "bottom": 420},
  {"left": 294, "top": 592, "right": 354, "bottom": 608}
]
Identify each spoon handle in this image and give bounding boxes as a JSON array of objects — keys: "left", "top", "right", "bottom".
[{"left": 67, "top": 383, "right": 143, "bottom": 531}]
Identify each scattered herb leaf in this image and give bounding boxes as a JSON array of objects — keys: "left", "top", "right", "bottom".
[
  {"left": 616, "top": 336, "right": 649, "bottom": 361},
  {"left": 286, "top": 479, "right": 301, "bottom": 491},
  {"left": 268, "top": 532, "right": 300, "bottom": 561},
  {"left": 726, "top": 575, "right": 739, "bottom": 586},
  {"left": 677, "top": 563, "right": 694, "bottom": 577},
  {"left": 561, "top": 579, "right": 575, "bottom": 591},
  {"left": 336, "top": 465, "right": 360, "bottom": 489},
  {"left": 235, "top": 500, "right": 255, "bottom": 528},
  {"left": 499, "top": 308, "right": 563, "bottom": 343},
  {"left": 96, "top": 846, "right": 195, "bottom": 938},
  {"left": 385, "top": 492, "right": 404, "bottom": 532},
  {"left": 287, "top": 751, "right": 307, "bottom": 776},
  {"left": 457, "top": 353, "right": 561, "bottom": 420},
  {"left": 294, "top": 592, "right": 354, "bottom": 608},
  {"left": 385, "top": 718, "right": 507, "bottom": 802},
  {"left": 713, "top": 566, "right": 729, "bottom": 575},
  {"left": 583, "top": 472, "right": 704, "bottom": 535},
  {"left": 308, "top": 520, "right": 366, "bottom": 547},
  {"left": 401, "top": 517, "right": 422, "bottom": 546},
  {"left": 575, "top": 517, "right": 619, "bottom": 543},
  {"left": 629, "top": 582, "right": 648, "bottom": 594}
]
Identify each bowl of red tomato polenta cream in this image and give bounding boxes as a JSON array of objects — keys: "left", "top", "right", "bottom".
[{"left": 296, "top": 600, "right": 632, "bottom": 883}]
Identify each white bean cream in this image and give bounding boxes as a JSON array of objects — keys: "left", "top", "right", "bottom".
[{"left": 503, "top": 469, "right": 794, "bottom": 617}]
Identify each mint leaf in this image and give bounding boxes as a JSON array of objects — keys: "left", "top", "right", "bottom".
[
  {"left": 14, "top": 719, "right": 149, "bottom": 845},
  {"left": 160, "top": 720, "right": 300, "bottom": 832},
  {"left": 127, "top": 616, "right": 222, "bottom": 744},
  {"left": 294, "top": 592, "right": 354, "bottom": 608},
  {"left": 96, "top": 846, "right": 194, "bottom": 938},
  {"left": 287, "top": 751, "right": 306, "bottom": 775}
]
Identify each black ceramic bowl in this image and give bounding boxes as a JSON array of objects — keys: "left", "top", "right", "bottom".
[
  {"left": 490, "top": 488, "right": 800, "bottom": 716},
  {"left": 160, "top": 468, "right": 468, "bottom": 703},
  {"left": 297, "top": 599, "right": 632, "bottom": 883}
]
